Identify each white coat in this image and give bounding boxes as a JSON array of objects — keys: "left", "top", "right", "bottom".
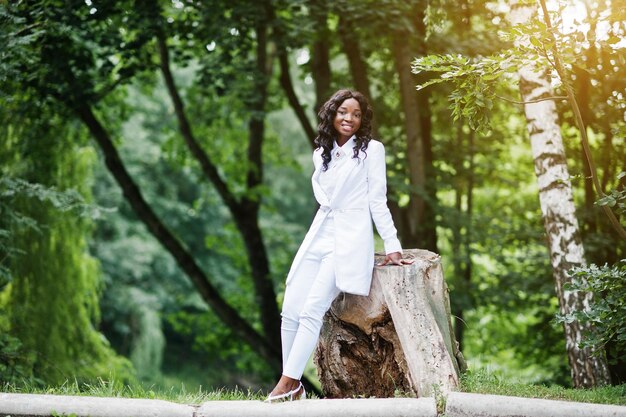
[{"left": 286, "top": 138, "right": 402, "bottom": 296}]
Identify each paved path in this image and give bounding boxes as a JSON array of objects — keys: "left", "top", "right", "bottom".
[{"left": 1, "top": 392, "right": 625, "bottom": 417}]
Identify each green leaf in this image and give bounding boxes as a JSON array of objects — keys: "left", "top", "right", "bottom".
[{"left": 595, "top": 195, "right": 616, "bottom": 207}]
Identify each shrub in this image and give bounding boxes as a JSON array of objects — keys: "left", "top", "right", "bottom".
[{"left": 558, "top": 260, "right": 626, "bottom": 364}]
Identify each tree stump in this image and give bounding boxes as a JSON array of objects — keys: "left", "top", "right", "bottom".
[{"left": 314, "top": 249, "right": 467, "bottom": 398}]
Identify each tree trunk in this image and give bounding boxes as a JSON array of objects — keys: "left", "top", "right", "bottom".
[
  {"left": 315, "top": 249, "right": 466, "bottom": 398},
  {"left": 391, "top": 32, "right": 426, "bottom": 250},
  {"left": 338, "top": 16, "right": 379, "bottom": 137},
  {"left": 277, "top": 50, "right": 316, "bottom": 148},
  {"left": 508, "top": 1, "right": 611, "bottom": 389},
  {"left": 414, "top": 10, "right": 438, "bottom": 253},
  {"left": 391, "top": 12, "right": 438, "bottom": 252},
  {"left": 74, "top": 105, "right": 282, "bottom": 369},
  {"left": 157, "top": 30, "right": 282, "bottom": 348},
  {"left": 573, "top": 15, "right": 597, "bottom": 236},
  {"left": 270, "top": 2, "right": 316, "bottom": 148},
  {"left": 451, "top": 123, "right": 474, "bottom": 353},
  {"left": 450, "top": 7, "right": 474, "bottom": 350},
  {"left": 308, "top": 1, "right": 332, "bottom": 115}
]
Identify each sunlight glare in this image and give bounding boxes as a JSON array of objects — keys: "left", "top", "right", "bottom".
[
  {"left": 296, "top": 49, "right": 310, "bottom": 66},
  {"left": 546, "top": 0, "right": 625, "bottom": 47},
  {"left": 550, "top": 0, "right": 588, "bottom": 34}
]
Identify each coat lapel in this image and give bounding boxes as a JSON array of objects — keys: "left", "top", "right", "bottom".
[
  {"left": 330, "top": 155, "right": 360, "bottom": 203},
  {"left": 311, "top": 158, "right": 330, "bottom": 207}
]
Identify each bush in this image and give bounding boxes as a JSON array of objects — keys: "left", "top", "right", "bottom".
[
  {"left": 558, "top": 260, "right": 626, "bottom": 364},
  {"left": 0, "top": 333, "right": 35, "bottom": 384}
]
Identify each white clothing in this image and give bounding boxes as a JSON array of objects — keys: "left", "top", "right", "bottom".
[
  {"left": 318, "top": 138, "right": 353, "bottom": 205},
  {"left": 280, "top": 138, "right": 402, "bottom": 379},
  {"left": 286, "top": 138, "right": 402, "bottom": 296},
  {"left": 281, "top": 217, "right": 340, "bottom": 379}
]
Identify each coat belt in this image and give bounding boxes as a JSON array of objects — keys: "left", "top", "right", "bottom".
[{"left": 319, "top": 205, "right": 365, "bottom": 217}]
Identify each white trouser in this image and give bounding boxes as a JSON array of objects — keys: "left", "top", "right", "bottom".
[{"left": 281, "top": 217, "right": 341, "bottom": 379}]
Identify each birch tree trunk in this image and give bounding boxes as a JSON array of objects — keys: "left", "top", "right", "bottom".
[
  {"left": 315, "top": 249, "right": 466, "bottom": 398},
  {"left": 507, "top": 2, "right": 611, "bottom": 388}
]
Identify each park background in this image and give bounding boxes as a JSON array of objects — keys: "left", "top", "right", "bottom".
[{"left": 1, "top": 0, "right": 625, "bottom": 398}]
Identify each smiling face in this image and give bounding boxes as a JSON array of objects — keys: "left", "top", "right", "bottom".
[{"left": 333, "top": 98, "right": 362, "bottom": 145}]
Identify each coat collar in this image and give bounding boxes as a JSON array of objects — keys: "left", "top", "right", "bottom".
[
  {"left": 312, "top": 135, "right": 361, "bottom": 206},
  {"left": 330, "top": 149, "right": 360, "bottom": 202},
  {"left": 332, "top": 135, "right": 356, "bottom": 157}
]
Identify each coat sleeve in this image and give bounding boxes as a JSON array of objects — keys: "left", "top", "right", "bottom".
[
  {"left": 312, "top": 147, "right": 322, "bottom": 168},
  {"left": 367, "top": 141, "right": 403, "bottom": 254}
]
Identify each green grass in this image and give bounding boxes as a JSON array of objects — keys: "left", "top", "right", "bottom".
[
  {"left": 460, "top": 369, "right": 626, "bottom": 406},
  {"left": 2, "top": 370, "right": 625, "bottom": 406},
  {"left": 0, "top": 378, "right": 266, "bottom": 403}
]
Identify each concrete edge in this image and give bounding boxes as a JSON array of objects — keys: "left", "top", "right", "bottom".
[
  {"left": 0, "top": 394, "right": 437, "bottom": 417},
  {"left": 3, "top": 391, "right": 625, "bottom": 417},
  {"left": 197, "top": 397, "right": 438, "bottom": 417},
  {"left": 445, "top": 392, "right": 626, "bottom": 417},
  {"left": 0, "top": 393, "right": 196, "bottom": 417}
]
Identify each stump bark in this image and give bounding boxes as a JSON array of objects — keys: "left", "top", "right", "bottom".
[{"left": 314, "top": 249, "right": 466, "bottom": 398}]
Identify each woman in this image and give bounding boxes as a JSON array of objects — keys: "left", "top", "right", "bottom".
[{"left": 266, "top": 89, "right": 412, "bottom": 402}]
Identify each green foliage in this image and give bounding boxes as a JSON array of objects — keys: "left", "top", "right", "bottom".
[
  {"left": 413, "top": 1, "right": 626, "bottom": 383},
  {"left": 558, "top": 261, "right": 626, "bottom": 364},
  {"left": 0, "top": 92, "right": 135, "bottom": 384},
  {"left": 413, "top": 54, "right": 497, "bottom": 133},
  {"left": 2, "top": 0, "right": 624, "bottom": 392},
  {"left": 0, "top": 1, "right": 159, "bottom": 108},
  {"left": 0, "top": 333, "right": 33, "bottom": 385},
  {"left": 0, "top": 177, "right": 112, "bottom": 290},
  {"left": 4, "top": 171, "right": 136, "bottom": 385},
  {"left": 595, "top": 172, "right": 626, "bottom": 215},
  {"left": 88, "top": 79, "right": 300, "bottom": 387}
]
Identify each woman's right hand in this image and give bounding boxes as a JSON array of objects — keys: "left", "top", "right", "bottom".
[{"left": 377, "top": 252, "right": 414, "bottom": 266}]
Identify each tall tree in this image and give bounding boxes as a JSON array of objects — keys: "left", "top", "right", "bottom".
[
  {"left": 388, "top": 1, "right": 438, "bottom": 252},
  {"left": 337, "top": 15, "right": 380, "bottom": 137},
  {"left": 447, "top": 0, "right": 474, "bottom": 353},
  {"left": 391, "top": 25, "right": 428, "bottom": 249},
  {"left": 308, "top": 0, "right": 333, "bottom": 114},
  {"left": 507, "top": 1, "right": 610, "bottom": 388},
  {"left": 155, "top": 3, "right": 282, "bottom": 349}
]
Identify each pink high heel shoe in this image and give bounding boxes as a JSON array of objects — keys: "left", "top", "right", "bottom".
[{"left": 264, "top": 381, "right": 306, "bottom": 403}]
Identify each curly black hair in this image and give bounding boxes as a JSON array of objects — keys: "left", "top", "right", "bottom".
[{"left": 314, "top": 89, "right": 374, "bottom": 171}]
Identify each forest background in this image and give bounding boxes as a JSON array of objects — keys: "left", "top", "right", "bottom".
[{"left": 1, "top": 0, "right": 625, "bottom": 394}]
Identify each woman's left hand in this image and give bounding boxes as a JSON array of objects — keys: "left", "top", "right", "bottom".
[{"left": 377, "top": 252, "right": 414, "bottom": 266}]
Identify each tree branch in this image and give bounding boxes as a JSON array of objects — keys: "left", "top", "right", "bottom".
[
  {"left": 496, "top": 94, "right": 568, "bottom": 105},
  {"left": 278, "top": 50, "right": 316, "bottom": 149},
  {"left": 539, "top": 0, "right": 626, "bottom": 240},
  {"left": 13, "top": 22, "right": 42, "bottom": 37},
  {"left": 267, "top": 3, "right": 316, "bottom": 149},
  {"left": 246, "top": 23, "right": 267, "bottom": 193},
  {"left": 94, "top": 74, "right": 135, "bottom": 102},
  {"left": 74, "top": 104, "right": 283, "bottom": 368},
  {"left": 156, "top": 28, "right": 283, "bottom": 354},
  {"left": 156, "top": 33, "right": 239, "bottom": 213}
]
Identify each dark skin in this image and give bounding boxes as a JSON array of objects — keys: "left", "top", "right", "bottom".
[{"left": 268, "top": 98, "right": 413, "bottom": 399}]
